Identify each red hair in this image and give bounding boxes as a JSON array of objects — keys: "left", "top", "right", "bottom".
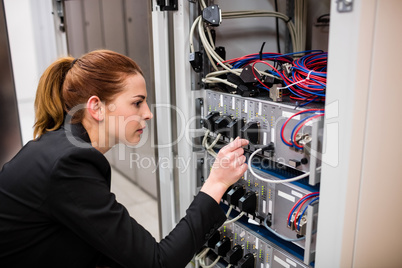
[{"left": 34, "top": 50, "right": 143, "bottom": 138}]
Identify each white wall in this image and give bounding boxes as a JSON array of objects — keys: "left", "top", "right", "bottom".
[{"left": 4, "top": 0, "right": 63, "bottom": 144}]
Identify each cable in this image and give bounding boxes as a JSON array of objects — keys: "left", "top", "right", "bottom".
[
  {"left": 224, "top": 211, "right": 246, "bottom": 225},
  {"left": 199, "top": 0, "right": 206, "bottom": 10},
  {"left": 290, "top": 113, "right": 324, "bottom": 149},
  {"left": 280, "top": 108, "right": 324, "bottom": 147},
  {"left": 190, "top": 16, "right": 202, "bottom": 53},
  {"left": 195, "top": 247, "right": 210, "bottom": 262},
  {"left": 206, "top": 133, "right": 222, "bottom": 150},
  {"left": 226, "top": 205, "right": 234, "bottom": 218},
  {"left": 296, "top": 197, "right": 319, "bottom": 231},
  {"left": 195, "top": 247, "right": 209, "bottom": 268},
  {"left": 199, "top": 255, "right": 221, "bottom": 268},
  {"left": 221, "top": 11, "right": 299, "bottom": 51},
  {"left": 263, "top": 216, "right": 305, "bottom": 242},
  {"left": 248, "top": 148, "right": 310, "bottom": 184},
  {"left": 274, "top": 0, "right": 281, "bottom": 53},
  {"left": 287, "top": 192, "right": 319, "bottom": 227},
  {"left": 202, "top": 130, "right": 218, "bottom": 158}
]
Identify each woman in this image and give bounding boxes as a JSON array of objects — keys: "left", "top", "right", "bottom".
[{"left": 0, "top": 50, "right": 248, "bottom": 267}]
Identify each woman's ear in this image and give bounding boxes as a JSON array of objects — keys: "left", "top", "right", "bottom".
[{"left": 86, "top": 96, "right": 105, "bottom": 121}]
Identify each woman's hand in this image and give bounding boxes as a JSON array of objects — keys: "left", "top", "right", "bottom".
[{"left": 200, "top": 137, "right": 249, "bottom": 203}]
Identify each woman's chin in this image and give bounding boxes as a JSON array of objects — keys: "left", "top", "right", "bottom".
[{"left": 120, "top": 137, "right": 141, "bottom": 147}]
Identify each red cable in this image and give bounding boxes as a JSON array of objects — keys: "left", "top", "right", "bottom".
[
  {"left": 293, "top": 197, "right": 314, "bottom": 230},
  {"left": 287, "top": 192, "right": 319, "bottom": 226},
  {"left": 292, "top": 114, "right": 325, "bottom": 148},
  {"left": 281, "top": 109, "right": 324, "bottom": 147}
]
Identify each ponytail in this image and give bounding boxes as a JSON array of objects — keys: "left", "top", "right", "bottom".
[
  {"left": 33, "top": 57, "right": 74, "bottom": 138},
  {"left": 33, "top": 50, "right": 143, "bottom": 139}
]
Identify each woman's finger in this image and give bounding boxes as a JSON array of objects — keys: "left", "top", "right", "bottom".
[
  {"left": 235, "top": 155, "right": 246, "bottom": 167},
  {"left": 221, "top": 137, "right": 248, "bottom": 153}
]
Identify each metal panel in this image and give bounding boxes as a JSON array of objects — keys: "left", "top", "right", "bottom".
[
  {"left": 83, "top": 0, "right": 103, "bottom": 51},
  {"left": 124, "top": 0, "right": 158, "bottom": 199},
  {"left": 101, "top": 0, "right": 126, "bottom": 55},
  {"left": 0, "top": 0, "right": 22, "bottom": 168},
  {"left": 64, "top": 0, "right": 86, "bottom": 56},
  {"left": 151, "top": 0, "right": 176, "bottom": 237}
]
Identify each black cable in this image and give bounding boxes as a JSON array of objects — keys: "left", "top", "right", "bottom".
[{"left": 274, "top": 0, "right": 281, "bottom": 54}]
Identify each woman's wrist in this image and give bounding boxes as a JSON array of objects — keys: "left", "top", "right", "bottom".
[{"left": 200, "top": 175, "right": 229, "bottom": 204}]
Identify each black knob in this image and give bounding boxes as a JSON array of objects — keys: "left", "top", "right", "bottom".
[
  {"left": 215, "top": 237, "right": 231, "bottom": 257},
  {"left": 238, "top": 253, "right": 255, "bottom": 268},
  {"left": 204, "top": 112, "right": 220, "bottom": 132},
  {"left": 227, "top": 118, "right": 245, "bottom": 139},
  {"left": 227, "top": 245, "right": 243, "bottom": 265},
  {"left": 227, "top": 185, "right": 245, "bottom": 206},
  {"left": 241, "top": 122, "right": 260, "bottom": 145}
]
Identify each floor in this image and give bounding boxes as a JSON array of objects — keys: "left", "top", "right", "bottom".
[{"left": 110, "top": 167, "right": 160, "bottom": 241}]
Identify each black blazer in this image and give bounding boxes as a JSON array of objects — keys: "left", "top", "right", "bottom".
[{"left": 0, "top": 123, "right": 226, "bottom": 268}]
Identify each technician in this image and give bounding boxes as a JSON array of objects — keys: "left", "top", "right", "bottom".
[{"left": 0, "top": 50, "right": 248, "bottom": 268}]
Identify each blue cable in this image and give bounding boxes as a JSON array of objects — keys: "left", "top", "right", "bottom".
[
  {"left": 287, "top": 193, "right": 319, "bottom": 226},
  {"left": 280, "top": 110, "right": 324, "bottom": 148},
  {"left": 290, "top": 113, "right": 324, "bottom": 149},
  {"left": 297, "top": 197, "right": 319, "bottom": 231},
  {"left": 297, "top": 97, "right": 320, "bottom": 107},
  {"left": 264, "top": 216, "right": 306, "bottom": 242}
]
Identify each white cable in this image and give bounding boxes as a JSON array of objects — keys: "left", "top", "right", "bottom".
[
  {"left": 221, "top": 10, "right": 299, "bottom": 51},
  {"left": 199, "top": 0, "right": 206, "bottom": 10},
  {"left": 224, "top": 211, "right": 246, "bottom": 224},
  {"left": 206, "top": 27, "right": 215, "bottom": 50},
  {"left": 195, "top": 247, "right": 209, "bottom": 268},
  {"left": 190, "top": 16, "right": 202, "bottom": 53},
  {"left": 200, "top": 255, "right": 221, "bottom": 268},
  {"left": 248, "top": 149, "right": 310, "bottom": 184},
  {"left": 195, "top": 247, "right": 210, "bottom": 261},
  {"left": 198, "top": 18, "right": 237, "bottom": 73},
  {"left": 205, "top": 69, "right": 242, "bottom": 78},
  {"left": 277, "top": 70, "right": 313, "bottom": 90},
  {"left": 202, "top": 130, "right": 218, "bottom": 158},
  {"left": 206, "top": 133, "right": 221, "bottom": 150},
  {"left": 225, "top": 205, "right": 234, "bottom": 218},
  {"left": 202, "top": 77, "right": 238, "bottom": 88}
]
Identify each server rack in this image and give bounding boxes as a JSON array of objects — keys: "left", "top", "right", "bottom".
[{"left": 152, "top": 0, "right": 402, "bottom": 267}]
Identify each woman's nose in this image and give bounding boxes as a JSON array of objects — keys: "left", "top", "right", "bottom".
[{"left": 143, "top": 102, "right": 153, "bottom": 120}]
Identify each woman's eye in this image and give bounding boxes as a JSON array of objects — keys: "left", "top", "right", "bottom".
[{"left": 133, "top": 101, "right": 143, "bottom": 107}]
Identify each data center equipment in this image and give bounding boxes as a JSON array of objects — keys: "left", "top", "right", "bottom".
[
  {"left": 182, "top": 1, "right": 329, "bottom": 267},
  {"left": 154, "top": 0, "right": 330, "bottom": 267},
  {"left": 151, "top": 0, "right": 402, "bottom": 267}
]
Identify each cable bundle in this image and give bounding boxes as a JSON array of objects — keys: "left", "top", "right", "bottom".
[
  {"left": 283, "top": 52, "right": 327, "bottom": 102},
  {"left": 287, "top": 192, "right": 319, "bottom": 232},
  {"left": 223, "top": 52, "right": 293, "bottom": 69},
  {"left": 280, "top": 108, "right": 325, "bottom": 149}
]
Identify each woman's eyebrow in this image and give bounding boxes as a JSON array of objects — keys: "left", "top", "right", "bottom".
[{"left": 132, "top": 95, "right": 146, "bottom": 99}]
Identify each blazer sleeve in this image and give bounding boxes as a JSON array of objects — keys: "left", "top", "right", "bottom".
[{"left": 47, "top": 147, "right": 226, "bottom": 268}]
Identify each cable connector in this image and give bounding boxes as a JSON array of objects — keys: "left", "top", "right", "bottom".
[
  {"left": 227, "top": 245, "right": 243, "bottom": 265},
  {"left": 240, "top": 64, "right": 261, "bottom": 84},
  {"left": 269, "top": 84, "right": 283, "bottom": 102},
  {"left": 202, "top": 5, "right": 222, "bottom": 26},
  {"left": 282, "top": 63, "right": 293, "bottom": 77},
  {"left": 259, "top": 142, "right": 275, "bottom": 157},
  {"left": 189, "top": 52, "right": 202, "bottom": 72},
  {"left": 238, "top": 192, "right": 257, "bottom": 214},
  {"left": 238, "top": 253, "right": 255, "bottom": 268},
  {"left": 215, "top": 237, "right": 231, "bottom": 257}
]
